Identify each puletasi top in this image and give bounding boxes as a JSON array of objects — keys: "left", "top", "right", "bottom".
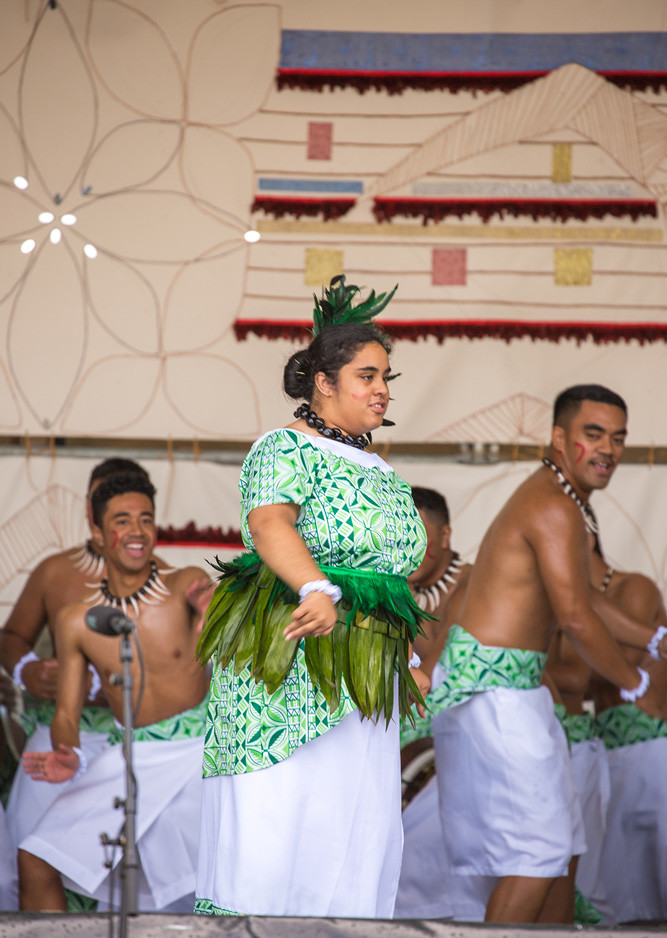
[{"left": 203, "top": 429, "right": 426, "bottom": 777}]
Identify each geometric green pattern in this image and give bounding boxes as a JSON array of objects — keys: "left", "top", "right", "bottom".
[
  {"left": 428, "top": 624, "right": 548, "bottom": 715},
  {"left": 202, "top": 429, "right": 426, "bottom": 776},
  {"left": 64, "top": 887, "right": 99, "bottom": 912},
  {"left": 565, "top": 711, "right": 596, "bottom": 744},
  {"left": 239, "top": 429, "right": 426, "bottom": 576},
  {"left": 575, "top": 886, "right": 604, "bottom": 925},
  {"left": 554, "top": 702, "right": 570, "bottom": 748},
  {"left": 107, "top": 695, "right": 208, "bottom": 745},
  {"left": 21, "top": 700, "right": 116, "bottom": 738},
  {"left": 399, "top": 703, "right": 433, "bottom": 747},
  {"left": 595, "top": 703, "right": 667, "bottom": 750},
  {"left": 194, "top": 898, "right": 239, "bottom": 915},
  {"left": 203, "top": 653, "right": 356, "bottom": 776}
]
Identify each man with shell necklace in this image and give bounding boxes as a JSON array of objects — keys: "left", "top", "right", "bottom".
[{"left": 428, "top": 384, "right": 667, "bottom": 924}]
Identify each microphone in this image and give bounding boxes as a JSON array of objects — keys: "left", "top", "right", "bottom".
[{"left": 85, "top": 606, "right": 136, "bottom": 636}]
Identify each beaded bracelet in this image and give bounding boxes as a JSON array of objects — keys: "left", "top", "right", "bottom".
[
  {"left": 619, "top": 666, "right": 650, "bottom": 703},
  {"left": 298, "top": 579, "right": 343, "bottom": 604},
  {"left": 647, "top": 625, "right": 667, "bottom": 661}
]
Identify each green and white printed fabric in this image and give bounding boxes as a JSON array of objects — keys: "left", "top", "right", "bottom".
[
  {"left": 203, "top": 654, "right": 356, "bottom": 776},
  {"left": 240, "top": 429, "right": 425, "bottom": 575},
  {"left": 565, "top": 711, "right": 596, "bottom": 744},
  {"left": 595, "top": 703, "right": 667, "bottom": 750},
  {"left": 21, "top": 700, "right": 116, "bottom": 738},
  {"left": 204, "top": 429, "right": 426, "bottom": 776},
  {"left": 193, "top": 898, "right": 238, "bottom": 916},
  {"left": 554, "top": 702, "right": 569, "bottom": 747},
  {"left": 399, "top": 699, "right": 433, "bottom": 746},
  {"left": 107, "top": 695, "right": 208, "bottom": 745},
  {"left": 428, "top": 624, "right": 547, "bottom": 715}
]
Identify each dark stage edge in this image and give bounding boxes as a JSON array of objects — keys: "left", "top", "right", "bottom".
[{"left": 1, "top": 916, "right": 666, "bottom": 938}]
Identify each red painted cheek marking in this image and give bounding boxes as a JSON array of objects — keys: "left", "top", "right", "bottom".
[
  {"left": 112, "top": 531, "right": 119, "bottom": 547},
  {"left": 424, "top": 544, "right": 436, "bottom": 560},
  {"left": 574, "top": 443, "right": 585, "bottom": 463}
]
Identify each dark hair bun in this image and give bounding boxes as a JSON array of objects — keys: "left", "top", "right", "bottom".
[{"left": 283, "top": 348, "right": 311, "bottom": 399}]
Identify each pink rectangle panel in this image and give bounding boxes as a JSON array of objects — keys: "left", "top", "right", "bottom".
[
  {"left": 308, "top": 121, "right": 333, "bottom": 160},
  {"left": 432, "top": 248, "right": 466, "bottom": 285}
]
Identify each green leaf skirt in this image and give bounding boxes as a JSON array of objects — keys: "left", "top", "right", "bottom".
[{"left": 197, "top": 551, "right": 428, "bottom": 726}]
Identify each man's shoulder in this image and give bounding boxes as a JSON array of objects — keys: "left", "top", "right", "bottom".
[
  {"left": 31, "top": 547, "right": 81, "bottom": 580},
  {"left": 161, "top": 565, "right": 208, "bottom": 593},
  {"left": 500, "top": 469, "right": 580, "bottom": 529},
  {"left": 52, "top": 598, "right": 88, "bottom": 635},
  {"left": 613, "top": 571, "right": 662, "bottom": 611}
]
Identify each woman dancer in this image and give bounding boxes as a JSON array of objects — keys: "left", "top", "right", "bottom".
[{"left": 195, "top": 277, "right": 429, "bottom": 918}]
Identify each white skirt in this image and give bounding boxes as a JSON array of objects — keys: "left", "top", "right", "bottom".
[
  {"left": 20, "top": 735, "right": 204, "bottom": 911},
  {"left": 598, "top": 737, "right": 667, "bottom": 923},
  {"left": 433, "top": 686, "right": 586, "bottom": 879},
  {"left": 570, "top": 737, "right": 612, "bottom": 917},
  {"left": 395, "top": 774, "right": 493, "bottom": 921},
  {"left": 196, "top": 708, "right": 402, "bottom": 917},
  {"left": 7, "top": 722, "right": 110, "bottom": 850},
  {"left": 0, "top": 804, "right": 18, "bottom": 910}
]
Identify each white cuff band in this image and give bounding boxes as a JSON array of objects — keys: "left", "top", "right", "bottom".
[
  {"left": 88, "top": 664, "right": 102, "bottom": 701},
  {"left": 647, "top": 625, "right": 667, "bottom": 661},
  {"left": 409, "top": 652, "right": 422, "bottom": 669},
  {"left": 620, "top": 666, "right": 651, "bottom": 703},
  {"left": 72, "top": 746, "right": 87, "bottom": 781},
  {"left": 298, "top": 580, "right": 342, "bottom": 604},
  {"left": 12, "top": 650, "right": 39, "bottom": 688}
]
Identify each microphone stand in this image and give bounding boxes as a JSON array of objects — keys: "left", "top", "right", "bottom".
[{"left": 102, "top": 622, "right": 138, "bottom": 938}]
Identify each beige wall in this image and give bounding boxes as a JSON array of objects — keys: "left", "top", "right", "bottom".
[{"left": 0, "top": 0, "right": 665, "bottom": 444}]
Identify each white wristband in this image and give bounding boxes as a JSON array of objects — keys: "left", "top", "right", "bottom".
[
  {"left": 409, "top": 652, "right": 422, "bottom": 669},
  {"left": 12, "top": 650, "right": 39, "bottom": 688},
  {"left": 88, "top": 664, "right": 102, "bottom": 701},
  {"left": 72, "top": 746, "right": 87, "bottom": 781},
  {"left": 298, "top": 579, "right": 342, "bottom": 604},
  {"left": 620, "top": 666, "right": 651, "bottom": 703},
  {"left": 647, "top": 625, "right": 667, "bottom": 661}
]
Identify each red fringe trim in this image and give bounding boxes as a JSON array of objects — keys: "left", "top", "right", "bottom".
[
  {"left": 252, "top": 195, "right": 356, "bottom": 221},
  {"left": 157, "top": 522, "right": 243, "bottom": 548},
  {"left": 373, "top": 198, "right": 658, "bottom": 225},
  {"left": 234, "top": 319, "right": 667, "bottom": 346},
  {"left": 276, "top": 69, "right": 667, "bottom": 95}
]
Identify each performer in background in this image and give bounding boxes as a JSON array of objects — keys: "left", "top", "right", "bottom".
[
  {"left": 195, "top": 276, "right": 430, "bottom": 918},
  {"left": 589, "top": 544, "right": 667, "bottom": 924},
  {"left": 429, "top": 384, "right": 667, "bottom": 924},
  {"left": 18, "top": 472, "right": 212, "bottom": 912},
  {"left": 2, "top": 458, "right": 154, "bottom": 856}
]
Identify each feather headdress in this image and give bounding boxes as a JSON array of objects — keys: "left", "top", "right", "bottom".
[{"left": 312, "top": 275, "right": 397, "bottom": 337}]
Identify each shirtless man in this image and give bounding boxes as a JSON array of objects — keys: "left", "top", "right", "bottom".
[
  {"left": 430, "top": 384, "right": 667, "bottom": 924},
  {"left": 588, "top": 549, "right": 667, "bottom": 924},
  {"left": 409, "top": 487, "right": 472, "bottom": 682},
  {"left": 0, "top": 458, "right": 149, "bottom": 702},
  {"left": 17, "top": 471, "right": 212, "bottom": 912},
  {"left": 396, "top": 487, "right": 492, "bottom": 921},
  {"left": 545, "top": 531, "right": 667, "bottom": 923},
  {"left": 1, "top": 458, "right": 153, "bottom": 853}
]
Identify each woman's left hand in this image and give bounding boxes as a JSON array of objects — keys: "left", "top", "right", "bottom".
[{"left": 284, "top": 592, "right": 337, "bottom": 641}]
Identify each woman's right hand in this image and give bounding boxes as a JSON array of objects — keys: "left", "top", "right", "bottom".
[{"left": 284, "top": 592, "right": 337, "bottom": 641}]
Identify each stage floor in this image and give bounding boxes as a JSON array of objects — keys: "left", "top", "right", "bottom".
[{"left": 0, "top": 915, "right": 664, "bottom": 938}]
